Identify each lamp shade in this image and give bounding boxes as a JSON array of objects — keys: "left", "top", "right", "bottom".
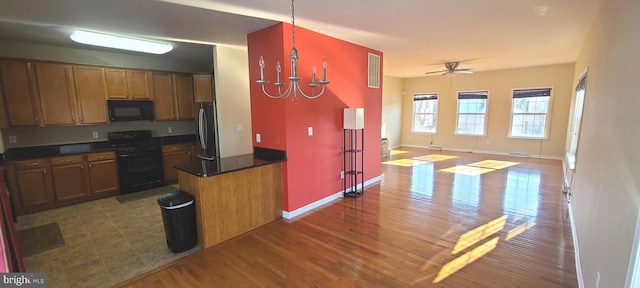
[{"left": 343, "top": 108, "right": 364, "bottom": 129}]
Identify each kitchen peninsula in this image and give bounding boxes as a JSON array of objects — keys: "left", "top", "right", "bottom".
[{"left": 175, "top": 148, "right": 285, "bottom": 248}]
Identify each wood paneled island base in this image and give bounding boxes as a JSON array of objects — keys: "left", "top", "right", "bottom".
[{"left": 177, "top": 162, "right": 282, "bottom": 248}]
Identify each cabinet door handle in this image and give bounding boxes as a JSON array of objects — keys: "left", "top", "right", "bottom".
[
  {"left": 81, "top": 164, "right": 84, "bottom": 169},
  {"left": 172, "top": 147, "right": 177, "bottom": 150},
  {"left": 61, "top": 159, "right": 72, "bottom": 163},
  {"left": 29, "top": 162, "right": 39, "bottom": 166},
  {"left": 88, "top": 163, "right": 92, "bottom": 168},
  {"left": 96, "top": 156, "right": 105, "bottom": 159}
]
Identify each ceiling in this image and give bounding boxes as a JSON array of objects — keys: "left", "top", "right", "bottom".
[{"left": 0, "top": 0, "right": 604, "bottom": 78}]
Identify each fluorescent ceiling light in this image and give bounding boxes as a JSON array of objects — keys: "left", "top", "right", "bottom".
[{"left": 70, "top": 30, "right": 173, "bottom": 54}]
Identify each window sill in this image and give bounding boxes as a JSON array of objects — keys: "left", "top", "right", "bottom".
[{"left": 566, "top": 152, "right": 576, "bottom": 170}]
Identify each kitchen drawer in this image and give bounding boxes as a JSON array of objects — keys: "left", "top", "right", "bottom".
[
  {"left": 13, "top": 158, "right": 49, "bottom": 170},
  {"left": 87, "top": 151, "right": 116, "bottom": 162},
  {"left": 51, "top": 155, "right": 84, "bottom": 166},
  {"left": 162, "top": 143, "right": 192, "bottom": 153}
]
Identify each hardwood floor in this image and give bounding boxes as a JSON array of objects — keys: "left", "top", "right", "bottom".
[{"left": 115, "top": 147, "right": 577, "bottom": 287}]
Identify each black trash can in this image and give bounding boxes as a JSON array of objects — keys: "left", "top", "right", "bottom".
[{"left": 158, "top": 190, "right": 197, "bottom": 253}]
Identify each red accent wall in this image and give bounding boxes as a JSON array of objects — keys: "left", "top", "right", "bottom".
[{"left": 248, "top": 23, "right": 382, "bottom": 212}]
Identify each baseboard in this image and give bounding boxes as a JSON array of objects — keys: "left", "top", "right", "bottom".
[
  {"left": 399, "top": 144, "right": 563, "bottom": 160},
  {"left": 282, "top": 175, "right": 382, "bottom": 219},
  {"left": 568, "top": 202, "right": 585, "bottom": 288}
]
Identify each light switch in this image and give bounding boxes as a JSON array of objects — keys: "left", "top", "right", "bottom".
[
  {"left": 8, "top": 136, "right": 16, "bottom": 144},
  {"left": 168, "top": 127, "right": 174, "bottom": 134},
  {"left": 308, "top": 127, "right": 313, "bottom": 136},
  {"left": 236, "top": 124, "right": 243, "bottom": 132},
  {"left": 256, "top": 134, "right": 261, "bottom": 143},
  {"left": 92, "top": 132, "right": 99, "bottom": 139}
]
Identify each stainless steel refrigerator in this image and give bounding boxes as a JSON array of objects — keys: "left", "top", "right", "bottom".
[{"left": 196, "top": 102, "right": 219, "bottom": 160}]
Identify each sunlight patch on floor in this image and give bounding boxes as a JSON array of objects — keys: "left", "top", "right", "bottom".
[
  {"left": 382, "top": 159, "right": 429, "bottom": 167},
  {"left": 439, "top": 165, "right": 495, "bottom": 176},
  {"left": 467, "top": 160, "right": 520, "bottom": 170},
  {"left": 506, "top": 219, "right": 536, "bottom": 241},
  {"left": 452, "top": 215, "right": 507, "bottom": 254},
  {"left": 412, "top": 154, "right": 458, "bottom": 162},
  {"left": 390, "top": 149, "right": 410, "bottom": 156},
  {"left": 433, "top": 237, "right": 500, "bottom": 283}
]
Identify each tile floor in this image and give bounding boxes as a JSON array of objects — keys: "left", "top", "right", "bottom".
[{"left": 15, "top": 187, "right": 201, "bottom": 288}]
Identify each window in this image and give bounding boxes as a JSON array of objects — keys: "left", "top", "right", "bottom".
[
  {"left": 412, "top": 93, "right": 438, "bottom": 133},
  {"left": 456, "top": 91, "right": 488, "bottom": 135},
  {"left": 509, "top": 88, "right": 552, "bottom": 138}
]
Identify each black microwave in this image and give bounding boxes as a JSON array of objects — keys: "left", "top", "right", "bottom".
[{"left": 107, "top": 100, "right": 155, "bottom": 121}]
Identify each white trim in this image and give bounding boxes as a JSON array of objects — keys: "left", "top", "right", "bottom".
[
  {"left": 625, "top": 209, "right": 640, "bottom": 287},
  {"left": 282, "top": 176, "right": 383, "bottom": 219},
  {"left": 455, "top": 89, "right": 490, "bottom": 136},
  {"left": 400, "top": 144, "right": 563, "bottom": 160},
  {"left": 411, "top": 92, "right": 439, "bottom": 134},
  {"left": 568, "top": 201, "right": 585, "bottom": 288},
  {"left": 508, "top": 86, "right": 554, "bottom": 139}
]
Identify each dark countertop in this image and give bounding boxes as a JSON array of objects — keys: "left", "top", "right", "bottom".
[
  {"left": 175, "top": 154, "right": 285, "bottom": 177},
  {"left": 4, "top": 134, "right": 197, "bottom": 161},
  {"left": 175, "top": 147, "right": 287, "bottom": 178}
]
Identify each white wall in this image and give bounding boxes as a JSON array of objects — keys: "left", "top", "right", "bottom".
[
  {"left": 401, "top": 64, "right": 574, "bottom": 158},
  {"left": 570, "top": 0, "right": 640, "bottom": 286},
  {"left": 213, "top": 45, "right": 253, "bottom": 157},
  {"left": 382, "top": 76, "right": 403, "bottom": 148}
]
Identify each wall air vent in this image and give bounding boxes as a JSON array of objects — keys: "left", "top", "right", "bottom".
[{"left": 368, "top": 53, "right": 381, "bottom": 88}]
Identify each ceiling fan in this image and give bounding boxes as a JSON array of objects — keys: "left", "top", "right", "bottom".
[{"left": 424, "top": 62, "right": 475, "bottom": 77}]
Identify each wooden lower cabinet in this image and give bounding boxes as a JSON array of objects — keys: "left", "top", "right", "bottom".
[
  {"left": 8, "top": 159, "right": 55, "bottom": 214},
  {"left": 51, "top": 155, "right": 88, "bottom": 202},
  {"left": 87, "top": 152, "right": 119, "bottom": 195},
  {"left": 8, "top": 151, "right": 119, "bottom": 215},
  {"left": 162, "top": 143, "right": 193, "bottom": 183}
]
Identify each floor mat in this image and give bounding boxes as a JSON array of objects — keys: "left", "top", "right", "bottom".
[
  {"left": 17, "top": 223, "right": 65, "bottom": 257},
  {"left": 115, "top": 185, "right": 178, "bottom": 204}
]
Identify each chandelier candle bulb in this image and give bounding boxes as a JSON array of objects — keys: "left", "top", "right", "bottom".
[
  {"left": 276, "top": 62, "right": 281, "bottom": 83},
  {"left": 322, "top": 58, "right": 327, "bottom": 81},
  {"left": 259, "top": 56, "right": 265, "bottom": 81},
  {"left": 312, "top": 66, "right": 316, "bottom": 83}
]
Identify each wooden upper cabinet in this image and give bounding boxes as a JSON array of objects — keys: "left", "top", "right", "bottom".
[
  {"left": 105, "top": 68, "right": 152, "bottom": 100},
  {"left": 193, "top": 73, "right": 215, "bottom": 102},
  {"left": 73, "top": 65, "right": 108, "bottom": 124},
  {"left": 174, "top": 73, "right": 194, "bottom": 120},
  {"left": 34, "top": 62, "right": 78, "bottom": 125},
  {"left": 152, "top": 72, "right": 175, "bottom": 120},
  {"left": 105, "top": 68, "right": 129, "bottom": 99},
  {"left": 128, "top": 70, "right": 152, "bottom": 99},
  {"left": 0, "top": 60, "right": 41, "bottom": 126}
]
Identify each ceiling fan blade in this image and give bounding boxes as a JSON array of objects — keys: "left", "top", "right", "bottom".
[
  {"left": 454, "top": 68, "right": 475, "bottom": 74},
  {"left": 424, "top": 69, "right": 448, "bottom": 75}
]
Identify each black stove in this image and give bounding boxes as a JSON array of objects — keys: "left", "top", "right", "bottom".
[{"left": 108, "top": 130, "right": 164, "bottom": 194}]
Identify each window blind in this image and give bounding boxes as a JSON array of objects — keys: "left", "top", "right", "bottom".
[
  {"left": 413, "top": 94, "right": 438, "bottom": 101},
  {"left": 513, "top": 88, "right": 552, "bottom": 98},
  {"left": 458, "top": 91, "right": 488, "bottom": 100}
]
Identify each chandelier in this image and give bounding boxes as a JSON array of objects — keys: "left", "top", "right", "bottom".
[{"left": 256, "top": 0, "right": 330, "bottom": 101}]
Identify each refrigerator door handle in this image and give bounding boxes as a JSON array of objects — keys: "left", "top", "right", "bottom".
[{"left": 199, "top": 108, "right": 207, "bottom": 149}]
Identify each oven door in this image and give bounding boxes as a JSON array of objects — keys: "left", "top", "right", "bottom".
[{"left": 117, "top": 150, "right": 164, "bottom": 194}]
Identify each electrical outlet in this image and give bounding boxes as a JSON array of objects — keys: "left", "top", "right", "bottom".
[
  {"left": 595, "top": 271, "right": 600, "bottom": 288},
  {"left": 256, "top": 134, "right": 261, "bottom": 143},
  {"left": 340, "top": 171, "right": 344, "bottom": 179},
  {"left": 308, "top": 127, "right": 313, "bottom": 136},
  {"left": 236, "top": 124, "right": 243, "bottom": 132},
  {"left": 8, "top": 136, "right": 16, "bottom": 144},
  {"left": 92, "top": 132, "right": 99, "bottom": 139},
  {"left": 168, "top": 127, "right": 174, "bottom": 134}
]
